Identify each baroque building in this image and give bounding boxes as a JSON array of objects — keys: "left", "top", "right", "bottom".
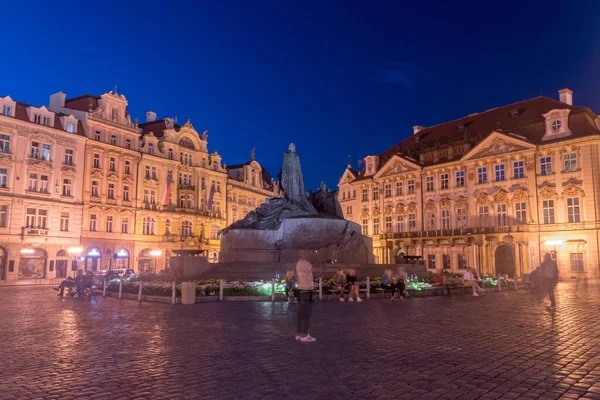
[
  {"left": 339, "top": 89, "right": 600, "bottom": 279},
  {"left": 0, "top": 88, "right": 274, "bottom": 284}
]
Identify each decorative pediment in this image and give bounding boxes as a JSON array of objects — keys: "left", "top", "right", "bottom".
[
  {"left": 0, "top": 154, "right": 13, "bottom": 166},
  {"left": 90, "top": 170, "right": 103, "bottom": 179},
  {"left": 361, "top": 209, "right": 369, "bottom": 218},
  {"left": 106, "top": 172, "right": 119, "bottom": 181},
  {"left": 122, "top": 176, "right": 134, "bottom": 185},
  {"left": 371, "top": 207, "right": 380, "bottom": 217},
  {"left": 511, "top": 189, "right": 528, "bottom": 202},
  {"left": 454, "top": 196, "right": 468, "bottom": 208},
  {"left": 475, "top": 193, "right": 488, "bottom": 205},
  {"left": 539, "top": 185, "right": 558, "bottom": 200},
  {"left": 338, "top": 167, "right": 357, "bottom": 186},
  {"left": 143, "top": 179, "right": 159, "bottom": 188},
  {"left": 463, "top": 132, "right": 534, "bottom": 161},
  {"left": 493, "top": 190, "right": 509, "bottom": 204},
  {"left": 407, "top": 202, "right": 417, "bottom": 212},
  {"left": 424, "top": 201, "right": 437, "bottom": 212},
  {"left": 26, "top": 158, "right": 53, "bottom": 173},
  {"left": 384, "top": 204, "right": 394, "bottom": 215},
  {"left": 561, "top": 183, "right": 584, "bottom": 199},
  {"left": 440, "top": 197, "right": 452, "bottom": 210},
  {"left": 395, "top": 203, "right": 405, "bottom": 214},
  {"left": 374, "top": 155, "right": 418, "bottom": 179}
]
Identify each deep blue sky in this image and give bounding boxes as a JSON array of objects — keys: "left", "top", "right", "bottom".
[{"left": 1, "top": 1, "right": 599, "bottom": 190}]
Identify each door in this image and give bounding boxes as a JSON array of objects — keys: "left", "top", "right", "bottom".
[
  {"left": 55, "top": 260, "right": 67, "bottom": 278},
  {"left": 495, "top": 245, "right": 515, "bottom": 277}
]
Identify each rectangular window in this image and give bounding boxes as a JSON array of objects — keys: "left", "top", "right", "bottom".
[
  {"left": 540, "top": 157, "right": 552, "bottom": 175},
  {"left": 570, "top": 253, "right": 584, "bottom": 272},
  {"left": 361, "top": 188, "right": 368, "bottom": 202},
  {"left": 0, "top": 134, "right": 10, "bottom": 153},
  {"left": 542, "top": 200, "right": 555, "bottom": 224},
  {"left": 0, "top": 205, "right": 7, "bottom": 227},
  {"left": 396, "top": 215, "right": 404, "bottom": 233},
  {"left": 34, "top": 114, "right": 41, "bottom": 124},
  {"left": 497, "top": 204, "right": 507, "bottom": 226},
  {"left": 385, "top": 215, "right": 392, "bottom": 233},
  {"left": 408, "top": 180, "right": 415, "bottom": 194},
  {"left": 110, "top": 135, "right": 117, "bottom": 145},
  {"left": 91, "top": 181, "right": 99, "bottom": 197},
  {"left": 125, "top": 139, "right": 132, "bottom": 149},
  {"left": 148, "top": 143, "right": 155, "bottom": 155},
  {"left": 408, "top": 213, "right": 416, "bottom": 230},
  {"left": 121, "top": 217, "right": 128, "bottom": 233},
  {"left": 107, "top": 183, "right": 115, "bottom": 200},
  {"left": 478, "top": 206, "right": 489, "bottom": 227},
  {"left": 495, "top": 164, "right": 505, "bottom": 181},
  {"left": 62, "top": 179, "right": 72, "bottom": 196},
  {"left": 26, "top": 208, "right": 36, "bottom": 228},
  {"left": 373, "top": 217, "right": 380, "bottom": 235},
  {"left": 2, "top": 106, "right": 10, "bottom": 116},
  {"left": 41, "top": 144, "right": 50, "bottom": 161},
  {"left": 150, "top": 191, "right": 157, "bottom": 205},
  {"left": 40, "top": 175, "right": 49, "bottom": 192},
  {"left": 109, "top": 157, "right": 116, "bottom": 172},
  {"left": 0, "top": 168, "right": 7, "bottom": 188},
  {"left": 395, "top": 181, "right": 403, "bottom": 196},
  {"left": 372, "top": 186, "right": 379, "bottom": 200},
  {"left": 168, "top": 148, "right": 174, "bottom": 159},
  {"left": 64, "top": 149, "right": 73, "bottom": 165},
  {"left": 426, "top": 176, "right": 434, "bottom": 192},
  {"left": 515, "top": 202, "right": 527, "bottom": 224},
  {"left": 456, "top": 171, "right": 465, "bottom": 187},
  {"left": 362, "top": 218, "right": 368, "bottom": 235},
  {"left": 94, "top": 131, "right": 101, "bottom": 141},
  {"left": 187, "top": 195, "right": 194, "bottom": 209},
  {"left": 60, "top": 212, "right": 69, "bottom": 232},
  {"left": 564, "top": 153, "right": 577, "bottom": 172},
  {"left": 179, "top": 194, "right": 186, "bottom": 208},
  {"left": 441, "top": 209, "right": 450, "bottom": 230},
  {"left": 384, "top": 184, "right": 391, "bottom": 198},
  {"left": 125, "top": 161, "right": 131, "bottom": 175},
  {"left": 106, "top": 216, "right": 113, "bottom": 232},
  {"left": 427, "top": 254, "right": 436, "bottom": 269},
  {"left": 66, "top": 123, "right": 74, "bottom": 133},
  {"left": 144, "top": 190, "right": 149, "bottom": 204},
  {"left": 457, "top": 254, "right": 467, "bottom": 269},
  {"left": 28, "top": 173, "right": 37, "bottom": 191},
  {"left": 37, "top": 209, "right": 47, "bottom": 229},
  {"left": 123, "top": 186, "right": 130, "bottom": 201},
  {"left": 93, "top": 154, "right": 100, "bottom": 169},
  {"left": 442, "top": 254, "right": 451, "bottom": 270},
  {"left": 145, "top": 166, "right": 150, "bottom": 179},
  {"left": 89, "top": 214, "right": 97, "bottom": 231},
  {"left": 30, "top": 142, "right": 40, "bottom": 159},
  {"left": 513, "top": 161, "right": 524, "bottom": 179},
  {"left": 477, "top": 167, "right": 487, "bottom": 184},
  {"left": 426, "top": 211, "right": 435, "bottom": 230},
  {"left": 456, "top": 208, "right": 466, "bottom": 228},
  {"left": 567, "top": 197, "right": 581, "bottom": 223},
  {"left": 152, "top": 167, "right": 157, "bottom": 180},
  {"left": 440, "top": 174, "right": 448, "bottom": 190},
  {"left": 43, "top": 116, "right": 51, "bottom": 126}
]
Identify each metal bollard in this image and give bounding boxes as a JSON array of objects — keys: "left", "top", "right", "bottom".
[
  {"left": 118, "top": 280, "right": 123, "bottom": 299},
  {"left": 171, "top": 281, "right": 176, "bottom": 304},
  {"left": 498, "top": 276, "right": 501, "bottom": 292},
  {"left": 319, "top": 277, "right": 323, "bottom": 300},
  {"left": 102, "top": 280, "right": 107, "bottom": 297},
  {"left": 271, "top": 278, "right": 275, "bottom": 302},
  {"left": 138, "top": 281, "right": 143, "bottom": 301},
  {"left": 366, "top": 277, "right": 370, "bottom": 299},
  {"left": 219, "top": 279, "right": 224, "bottom": 300}
]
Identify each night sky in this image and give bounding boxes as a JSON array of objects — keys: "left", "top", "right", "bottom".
[{"left": 2, "top": 1, "right": 599, "bottom": 190}]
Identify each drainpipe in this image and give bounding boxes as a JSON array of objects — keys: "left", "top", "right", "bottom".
[
  {"left": 591, "top": 144, "right": 600, "bottom": 278},
  {"left": 533, "top": 148, "right": 541, "bottom": 269}
]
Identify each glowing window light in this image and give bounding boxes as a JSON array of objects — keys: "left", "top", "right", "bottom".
[
  {"left": 68, "top": 247, "right": 83, "bottom": 254},
  {"left": 20, "top": 248, "right": 35, "bottom": 254},
  {"left": 149, "top": 250, "right": 162, "bottom": 257},
  {"left": 545, "top": 239, "right": 564, "bottom": 246}
]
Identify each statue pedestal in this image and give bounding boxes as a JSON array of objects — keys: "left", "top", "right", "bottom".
[{"left": 220, "top": 217, "right": 371, "bottom": 264}]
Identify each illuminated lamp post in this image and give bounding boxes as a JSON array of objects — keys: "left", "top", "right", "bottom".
[
  {"left": 150, "top": 250, "right": 162, "bottom": 274},
  {"left": 544, "top": 239, "right": 563, "bottom": 261}
]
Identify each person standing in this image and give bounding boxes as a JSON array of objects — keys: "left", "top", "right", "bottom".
[
  {"left": 333, "top": 269, "right": 346, "bottom": 302},
  {"left": 346, "top": 268, "right": 362, "bottom": 302},
  {"left": 540, "top": 253, "right": 559, "bottom": 309},
  {"left": 295, "top": 250, "right": 316, "bottom": 342},
  {"left": 381, "top": 269, "right": 396, "bottom": 299},
  {"left": 395, "top": 267, "right": 407, "bottom": 300}
]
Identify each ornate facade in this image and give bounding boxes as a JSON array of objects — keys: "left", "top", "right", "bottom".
[
  {"left": 339, "top": 89, "right": 600, "bottom": 279},
  {"left": 0, "top": 89, "right": 273, "bottom": 284}
]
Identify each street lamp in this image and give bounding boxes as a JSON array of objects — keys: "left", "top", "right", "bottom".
[
  {"left": 544, "top": 239, "right": 563, "bottom": 261},
  {"left": 150, "top": 250, "right": 162, "bottom": 273},
  {"left": 68, "top": 247, "right": 83, "bottom": 276}
]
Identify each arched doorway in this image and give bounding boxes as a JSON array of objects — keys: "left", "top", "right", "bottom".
[
  {"left": 495, "top": 245, "right": 515, "bottom": 276},
  {"left": 85, "top": 247, "right": 102, "bottom": 272},
  {"left": 114, "top": 248, "right": 130, "bottom": 270},
  {"left": 138, "top": 249, "right": 154, "bottom": 274},
  {"left": 55, "top": 250, "right": 68, "bottom": 278}
]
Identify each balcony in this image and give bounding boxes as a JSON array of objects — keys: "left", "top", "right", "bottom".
[
  {"left": 21, "top": 226, "right": 49, "bottom": 239},
  {"left": 178, "top": 185, "right": 196, "bottom": 193}
]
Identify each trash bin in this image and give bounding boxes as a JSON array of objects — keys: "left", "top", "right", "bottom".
[{"left": 181, "top": 281, "right": 196, "bottom": 304}]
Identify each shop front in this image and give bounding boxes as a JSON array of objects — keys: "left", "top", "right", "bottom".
[
  {"left": 19, "top": 248, "right": 47, "bottom": 279},
  {"left": 114, "top": 248, "right": 130, "bottom": 270},
  {"left": 85, "top": 247, "right": 102, "bottom": 272}
]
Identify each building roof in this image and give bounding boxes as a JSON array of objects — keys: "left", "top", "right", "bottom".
[
  {"left": 64, "top": 94, "right": 99, "bottom": 112},
  {"left": 138, "top": 119, "right": 181, "bottom": 138},
  {"left": 351, "top": 96, "right": 600, "bottom": 182},
  {"left": 5, "top": 100, "right": 86, "bottom": 136}
]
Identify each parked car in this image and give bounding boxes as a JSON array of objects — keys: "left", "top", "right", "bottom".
[{"left": 114, "top": 268, "right": 136, "bottom": 279}]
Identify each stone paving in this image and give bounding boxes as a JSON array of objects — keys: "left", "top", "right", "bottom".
[{"left": 1, "top": 281, "right": 600, "bottom": 399}]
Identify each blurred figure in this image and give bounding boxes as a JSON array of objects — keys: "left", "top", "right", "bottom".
[
  {"left": 540, "top": 253, "right": 559, "bottom": 309},
  {"left": 295, "top": 250, "right": 316, "bottom": 342},
  {"left": 346, "top": 268, "right": 362, "bottom": 302},
  {"left": 285, "top": 269, "right": 297, "bottom": 303},
  {"left": 395, "top": 267, "right": 407, "bottom": 300},
  {"left": 463, "top": 267, "right": 484, "bottom": 296},
  {"left": 381, "top": 269, "right": 396, "bottom": 299},
  {"left": 54, "top": 269, "right": 84, "bottom": 297},
  {"left": 333, "top": 269, "right": 346, "bottom": 302}
]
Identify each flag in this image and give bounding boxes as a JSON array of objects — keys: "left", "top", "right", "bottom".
[
  {"left": 207, "top": 183, "right": 215, "bottom": 211},
  {"left": 161, "top": 174, "right": 172, "bottom": 206}
]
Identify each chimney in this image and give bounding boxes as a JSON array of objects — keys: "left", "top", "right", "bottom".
[
  {"left": 413, "top": 125, "right": 425, "bottom": 135},
  {"left": 145, "top": 111, "right": 157, "bottom": 122},
  {"left": 49, "top": 91, "right": 66, "bottom": 111},
  {"left": 559, "top": 88, "right": 573, "bottom": 106}
]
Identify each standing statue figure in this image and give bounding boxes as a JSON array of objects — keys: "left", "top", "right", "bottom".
[
  {"left": 281, "top": 143, "right": 318, "bottom": 214},
  {"left": 312, "top": 181, "right": 344, "bottom": 219}
]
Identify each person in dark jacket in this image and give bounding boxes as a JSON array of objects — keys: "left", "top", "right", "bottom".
[{"left": 540, "top": 253, "right": 559, "bottom": 309}]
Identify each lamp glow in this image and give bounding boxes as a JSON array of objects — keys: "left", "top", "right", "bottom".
[
  {"left": 150, "top": 250, "right": 162, "bottom": 257},
  {"left": 545, "top": 239, "right": 563, "bottom": 246},
  {"left": 20, "top": 248, "right": 34, "bottom": 254},
  {"left": 68, "top": 247, "right": 84, "bottom": 254}
]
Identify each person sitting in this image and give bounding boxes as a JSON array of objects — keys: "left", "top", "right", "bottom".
[
  {"left": 395, "top": 267, "right": 407, "bottom": 300},
  {"left": 463, "top": 267, "right": 484, "bottom": 296},
  {"left": 346, "top": 268, "right": 362, "bottom": 302},
  {"left": 333, "top": 269, "right": 346, "bottom": 302},
  {"left": 54, "top": 269, "right": 84, "bottom": 297},
  {"left": 285, "top": 269, "right": 297, "bottom": 303},
  {"left": 381, "top": 269, "right": 396, "bottom": 299}
]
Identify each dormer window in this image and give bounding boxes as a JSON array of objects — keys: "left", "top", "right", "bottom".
[
  {"left": 34, "top": 114, "right": 41, "bottom": 124},
  {"left": 510, "top": 109, "right": 519, "bottom": 118},
  {"left": 148, "top": 143, "right": 154, "bottom": 155},
  {"left": 110, "top": 135, "right": 117, "bottom": 145},
  {"left": 43, "top": 116, "right": 51, "bottom": 126},
  {"left": 168, "top": 148, "right": 174, "bottom": 159},
  {"left": 542, "top": 109, "right": 571, "bottom": 141},
  {"left": 2, "top": 106, "right": 10, "bottom": 116},
  {"left": 94, "top": 131, "right": 101, "bottom": 141},
  {"left": 66, "top": 123, "right": 74, "bottom": 133},
  {"left": 551, "top": 120, "right": 562, "bottom": 132}
]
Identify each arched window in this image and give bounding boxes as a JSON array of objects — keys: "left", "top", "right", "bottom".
[
  {"left": 182, "top": 220, "right": 192, "bottom": 237},
  {"left": 148, "top": 143, "right": 154, "bottom": 155},
  {"left": 251, "top": 170, "right": 257, "bottom": 187},
  {"left": 165, "top": 219, "right": 171, "bottom": 235},
  {"left": 56, "top": 249, "right": 68, "bottom": 257},
  {"left": 142, "top": 217, "right": 155, "bottom": 235}
]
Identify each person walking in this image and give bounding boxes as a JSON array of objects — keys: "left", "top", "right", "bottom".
[
  {"left": 381, "top": 269, "right": 396, "bottom": 299},
  {"left": 346, "top": 268, "right": 362, "bottom": 302},
  {"left": 540, "top": 253, "right": 559, "bottom": 309},
  {"left": 463, "top": 267, "right": 484, "bottom": 296},
  {"left": 333, "top": 269, "right": 346, "bottom": 302},
  {"left": 295, "top": 250, "right": 316, "bottom": 342}
]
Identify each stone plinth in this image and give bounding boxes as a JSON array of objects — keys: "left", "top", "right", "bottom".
[{"left": 220, "top": 217, "right": 372, "bottom": 264}]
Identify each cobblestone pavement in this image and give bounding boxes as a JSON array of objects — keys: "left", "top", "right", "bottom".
[{"left": 1, "top": 281, "right": 600, "bottom": 400}]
